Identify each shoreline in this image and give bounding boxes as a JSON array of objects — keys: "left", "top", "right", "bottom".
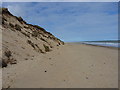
[
  {"left": 69, "top": 42, "right": 119, "bottom": 50},
  {"left": 81, "top": 43, "right": 119, "bottom": 49}
]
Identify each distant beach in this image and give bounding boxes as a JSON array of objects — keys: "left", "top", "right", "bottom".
[{"left": 75, "top": 40, "right": 120, "bottom": 48}]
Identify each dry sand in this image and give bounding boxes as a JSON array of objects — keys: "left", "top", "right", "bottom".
[{"left": 2, "top": 43, "right": 118, "bottom": 88}]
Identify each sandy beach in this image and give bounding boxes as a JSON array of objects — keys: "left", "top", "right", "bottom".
[{"left": 2, "top": 43, "right": 118, "bottom": 88}]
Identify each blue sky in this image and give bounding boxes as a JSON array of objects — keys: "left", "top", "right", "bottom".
[{"left": 3, "top": 2, "right": 118, "bottom": 42}]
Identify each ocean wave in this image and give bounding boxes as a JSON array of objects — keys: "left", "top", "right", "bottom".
[{"left": 83, "top": 42, "right": 120, "bottom": 47}]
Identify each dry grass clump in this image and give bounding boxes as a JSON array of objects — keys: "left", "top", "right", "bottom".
[
  {"left": 2, "top": 17, "right": 7, "bottom": 25},
  {"left": 9, "top": 23, "right": 14, "bottom": 28},
  {"left": 35, "top": 44, "right": 44, "bottom": 53},
  {"left": 27, "top": 40, "right": 44, "bottom": 53},
  {"left": 40, "top": 38, "right": 47, "bottom": 42},
  {"left": 5, "top": 50, "right": 12, "bottom": 59},
  {"left": 17, "top": 17, "right": 23, "bottom": 22},
  {"left": 27, "top": 40, "right": 35, "bottom": 49},
  {"left": 21, "top": 31, "right": 30, "bottom": 38},
  {"left": 32, "top": 31, "right": 39, "bottom": 37},
  {"left": 16, "top": 16, "right": 27, "bottom": 24},
  {"left": 33, "top": 25, "right": 45, "bottom": 31},
  {"left": 15, "top": 24, "right": 22, "bottom": 31},
  {"left": 43, "top": 44, "right": 50, "bottom": 52},
  {"left": 2, "top": 50, "right": 17, "bottom": 68}
]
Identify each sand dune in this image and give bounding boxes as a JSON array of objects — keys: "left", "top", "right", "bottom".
[{"left": 3, "top": 43, "right": 118, "bottom": 88}]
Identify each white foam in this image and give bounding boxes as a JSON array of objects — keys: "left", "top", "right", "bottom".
[{"left": 83, "top": 42, "right": 119, "bottom": 47}]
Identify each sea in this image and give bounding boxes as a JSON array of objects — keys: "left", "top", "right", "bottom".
[{"left": 80, "top": 40, "right": 120, "bottom": 48}]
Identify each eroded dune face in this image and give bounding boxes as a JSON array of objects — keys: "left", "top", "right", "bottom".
[{"left": 1, "top": 8, "right": 64, "bottom": 68}]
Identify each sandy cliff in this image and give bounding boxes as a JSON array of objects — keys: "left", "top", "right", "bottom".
[{"left": 1, "top": 8, "right": 64, "bottom": 67}]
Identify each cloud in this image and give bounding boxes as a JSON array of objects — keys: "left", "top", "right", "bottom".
[{"left": 2, "top": 2, "right": 118, "bottom": 41}]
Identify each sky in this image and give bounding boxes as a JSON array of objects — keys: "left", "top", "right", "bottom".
[
  {"left": 2, "top": 0, "right": 120, "bottom": 2},
  {"left": 2, "top": 2, "right": 118, "bottom": 42}
]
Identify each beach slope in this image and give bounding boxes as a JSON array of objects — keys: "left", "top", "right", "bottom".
[{"left": 3, "top": 43, "right": 118, "bottom": 88}]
